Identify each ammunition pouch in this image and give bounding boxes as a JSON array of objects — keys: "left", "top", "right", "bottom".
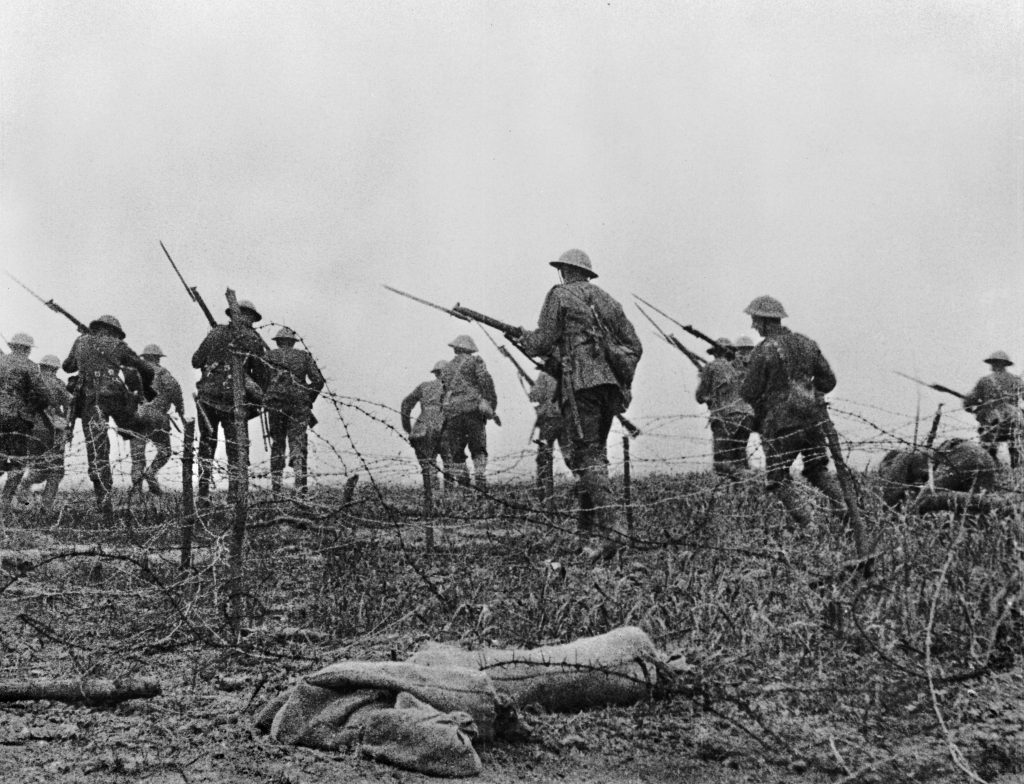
[
  {"left": 79, "top": 369, "right": 139, "bottom": 430},
  {"left": 197, "top": 361, "right": 264, "bottom": 419}
]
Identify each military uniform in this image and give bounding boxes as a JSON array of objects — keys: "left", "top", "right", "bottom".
[
  {"left": 264, "top": 331, "right": 325, "bottom": 492},
  {"left": 440, "top": 336, "right": 497, "bottom": 491},
  {"left": 517, "top": 250, "right": 642, "bottom": 535},
  {"left": 18, "top": 356, "right": 73, "bottom": 509},
  {"left": 129, "top": 354, "right": 186, "bottom": 494},
  {"left": 63, "top": 318, "right": 155, "bottom": 513},
  {"left": 529, "top": 370, "right": 570, "bottom": 504},
  {"left": 739, "top": 308, "right": 843, "bottom": 525},
  {"left": 963, "top": 352, "right": 1023, "bottom": 467},
  {"left": 0, "top": 347, "right": 49, "bottom": 512},
  {"left": 695, "top": 339, "right": 754, "bottom": 479},
  {"left": 401, "top": 361, "right": 447, "bottom": 490},
  {"left": 191, "top": 304, "right": 270, "bottom": 500}
]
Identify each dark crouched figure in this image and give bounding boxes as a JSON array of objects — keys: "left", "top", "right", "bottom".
[{"left": 877, "top": 438, "right": 997, "bottom": 510}]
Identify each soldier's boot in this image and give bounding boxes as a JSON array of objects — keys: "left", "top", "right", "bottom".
[
  {"left": 41, "top": 478, "right": 61, "bottom": 512},
  {"left": 771, "top": 482, "right": 813, "bottom": 529},
  {"left": 270, "top": 454, "right": 285, "bottom": 493},
  {"left": 806, "top": 469, "right": 847, "bottom": 518},
  {"left": 473, "top": 455, "right": 488, "bottom": 493},
  {"left": 575, "top": 490, "right": 595, "bottom": 533},
  {"left": 450, "top": 462, "right": 471, "bottom": 489},
  {"left": 294, "top": 468, "right": 308, "bottom": 494}
]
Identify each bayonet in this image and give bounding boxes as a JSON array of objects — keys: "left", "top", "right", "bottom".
[
  {"left": 383, "top": 285, "right": 470, "bottom": 322},
  {"left": 160, "top": 241, "right": 218, "bottom": 327},
  {"left": 6, "top": 272, "right": 89, "bottom": 334},
  {"left": 633, "top": 294, "right": 730, "bottom": 355},
  {"left": 634, "top": 303, "right": 707, "bottom": 369},
  {"left": 894, "top": 371, "right": 965, "bottom": 400}
]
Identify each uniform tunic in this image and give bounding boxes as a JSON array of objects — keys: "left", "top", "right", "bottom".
[
  {"left": 401, "top": 377, "right": 446, "bottom": 479},
  {"left": 696, "top": 357, "right": 754, "bottom": 476},
  {"left": 964, "top": 370, "right": 1024, "bottom": 446},
  {"left": 440, "top": 353, "right": 496, "bottom": 468},
  {"left": 264, "top": 346, "right": 325, "bottom": 489},
  {"left": 0, "top": 354, "right": 49, "bottom": 464}
]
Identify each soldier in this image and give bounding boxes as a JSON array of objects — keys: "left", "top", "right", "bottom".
[
  {"left": 734, "top": 335, "right": 756, "bottom": 367},
  {"left": 64, "top": 316, "right": 156, "bottom": 516},
  {"left": 695, "top": 338, "right": 754, "bottom": 479},
  {"left": 529, "top": 369, "right": 570, "bottom": 506},
  {"left": 739, "top": 295, "right": 845, "bottom": 527},
  {"left": 264, "top": 326, "right": 325, "bottom": 493},
  {"left": 128, "top": 344, "right": 188, "bottom": 496},
  {"left": 0, "top": 334, "right": 50, "bottom": 515},
  {"left": 11, "top": 353, "right": 72, "bottom": 510},
  {"left": 191, "top": 299, "right": 270, "bottom": 501},
  {"left": 400, "top": 360, "right": 448, "bottom": 491},
  {"left": 440, "top": 335, "right": 497, "bottom": 491},
  {"left": 878, "top": 438, "right": 996, "bottom": 508},
  {"left": 507, "top": 249, "right": 642, "bottom": 554},
  {"left": 963, "top": 351, "right": 1023, "bottom": 467}
]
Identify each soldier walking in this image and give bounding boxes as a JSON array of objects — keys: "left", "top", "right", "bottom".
[
  {"left": 63, "top": 315, "right": 156, "bottom": 516},
  {"left": 963, "top": 351, "right": 1023, "bottom": 467},
  {"left": 264, "top": 326, "right": 325, "bottom": 493},
  {"left": 129, "top": 344, "right": 188, "bottom": 495},
  {"left": 11, "top": 353, "right": 72, "bottom": 511},
  {"left": 191, "top": 299, "right": 269, "bottom": 501},
  {"left": 529, "top": 369, "right": 571, "bottom": 505},
  {"left": 440, "top": 335, "right": 497, "bottom": 492},
  {"left": 400, "top": 360, "right": 448, "bottom": 491},
  {"left": 0, "top": 334, "right": 50, "bottom": 516},
  {"left": 508, "top": 249, "right": 642, "bottom": 556},
  {"left": 695, "top": 338, "right": 754, "bottom": 479},
  {"left": 739, "top": 295, "right": 845, "bottom": 527}
]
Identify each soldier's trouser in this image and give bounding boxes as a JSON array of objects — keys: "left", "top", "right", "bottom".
[
  {"left": 979, "top": 422, "right": 1021, "bottom": 468},
  {"left": 411, "top": 433, "right": 443, "bottom": 490},
  {"left": 443, "top": 413, "right": 487, "bottom": 489},
  {"left": 710, "top": 416, "right": 752, "bottom": 478},
  {"left": 197, "top": 400, "right": 247, "bottom": 499},
  {"left": 269, "top": 407, "right": 310, "bottom": 491},
  {"left": 563, "top": 385, "right": 622, "bottom": 535},
  {"left": 130, "top": 426, "right": 172, "bottom": 487},
  {"left": 82, "top": 412, "right": 114, "bottom": 510},
  {"left": 763, "top": 423, "right": 844, "bottom": 524},
  {"left": 22, "top": 427, "right": 66, "bottom": 509}
]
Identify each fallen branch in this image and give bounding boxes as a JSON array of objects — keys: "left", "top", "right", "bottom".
[{"left": 0, "top": 677, "right": 161, "bottom": 705}]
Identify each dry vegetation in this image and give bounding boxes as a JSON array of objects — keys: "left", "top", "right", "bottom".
[{"left": 1, "top": 470, "right": 1023, "bottom": 783}]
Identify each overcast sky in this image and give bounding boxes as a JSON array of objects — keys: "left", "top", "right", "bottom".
[{"left": 2, "top": 0, "right": 1021, "bottom": 487}]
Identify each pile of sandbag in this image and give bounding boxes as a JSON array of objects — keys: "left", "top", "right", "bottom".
[{"left": 254, "top": 626, "right": 662, "bottom": 777}]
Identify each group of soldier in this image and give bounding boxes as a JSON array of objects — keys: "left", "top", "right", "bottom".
[
  {"left": 2, "top": 247, "right": 1021, "bottom": 544},
  {"left": 0, "top": 300, "right": 325, "bottom": 520}
]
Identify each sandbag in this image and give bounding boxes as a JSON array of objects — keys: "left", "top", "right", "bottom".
[{"left": 410, "top": 626, "right": 660, "bottom": 712}]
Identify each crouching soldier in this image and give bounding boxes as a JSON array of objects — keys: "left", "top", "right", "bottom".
[
  {"left": 401, "top": 360, "right": 448, "bottom": 491},
  {"left": 264, "top": 327, "right": 325, "bottom": 493},
  {"left": 64, "top": 316, "right": 156, "bottom": 517},
  {"left": 129, "top": 344, "right": 188, "bottom": 495},
  {"left": 0, "top": 334, "right": 50, "bottom": 516}
]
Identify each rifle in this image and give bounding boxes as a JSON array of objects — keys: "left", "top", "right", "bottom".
[
  {"left": 384, "top": 285, "right": 641, "bottom": 438},
  {"left": 634, "top": 303, "right": 707, "bottom": 369},
  {"left": 160, "top": 241, "right": 218, "bottom": 328},
  {"left": 894, "top": 371, "right": 966, "bottom": 400},
  {"left": 6, "top": 273, "right": 89, "bottom": 334},
  {"left": 633, "top": 294, "right": 733, "bottom": 358}
]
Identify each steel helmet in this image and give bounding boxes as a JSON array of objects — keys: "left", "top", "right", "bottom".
[
  {"left": 743, "top": 295, "right": 788, "bottom": 319},
  {"left": 984, "top": 350, "right": 1013, "bottom": 366},
  {"left": 734, "top": 336, "right": 756, "bottom": 349},
  {"left": 225, "top": 299, "right": 262, "bottom": 322},
  {"left": 8, "top": 332, "right": 34, "bottom": 348},
  {"left": 707, "top": 336, "right": 734, "bottom": 355},
  {"left": 549, "top": 248, "right": 598, "bottom": 279},
  {"left": 448, "top": 335, "right": 478, "bottom": 353},
  {"left": 141, "top": 343, "right": 165, "bottom": 357},
  {"left": 89, "top": 315, "right": 126, "bottom": 339},
  {"left": 39, "top": 354, "right": 61, "bottom": 369},
  {"left": 274, "top": 326, "right": 298, "bottom": 342},
  {"left": 431, "top": 360, "right": 448, "bottom": 373}
]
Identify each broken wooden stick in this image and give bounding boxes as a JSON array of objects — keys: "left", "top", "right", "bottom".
[{"left": 0, "top": 678, "right": 161, "bottom": 705}]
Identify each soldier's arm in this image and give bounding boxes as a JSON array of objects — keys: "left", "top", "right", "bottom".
[
  {"left": 739, "top": 351, "right": 766, "bottom": 407},
  {"left": 474, "top": 358, "right": 498, "bottom": 410},
  {"left": 245, "top": 331, "right": 271, "bottom": 388},
  {"left": 122, "top": 346, "right": 157, "bottom": 398},
  {"left": 812, "top": 347, "right": 837, "bottom": 395},
  {"left": 962, "top": 381, "right": 982, "bottom": 412},
  {"left": 519, "top": 287, "right": 563, "bottom": 358},
  {"left": 695, "top": 365, "right": 714, "bottom": 404},
  {"left": 26, "top": 367, "right": 50, "bottom": 414},
  {"left": 306, "top": 354, "right": 326, "bottom": 399},
  {"left": 606, "top": 297, "right": 643, "bottom": 359},
  {"left": 192, "top": 328, "right": 218, "bottom": 369},
  {"left": 169, "top": 375, "right": 186, "bottom": 419},
  {"left": 62, "top": 337, "right": 82, "bottom": 374},
  {"left": 400, "top": 385, "right": 421, "bottom": 433}
]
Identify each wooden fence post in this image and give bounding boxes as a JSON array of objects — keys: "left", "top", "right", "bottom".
[
  {"left": 622, "top": 436, "right": 633, "bottom": 534},
  {"left": 225, "top": 288, "right": 250, "bottom": 634},
  {"left": 180, "top": 419, "right": 195, "bottom": 569}
]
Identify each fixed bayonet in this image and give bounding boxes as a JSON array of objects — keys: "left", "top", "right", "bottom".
[
  {"left": 160, "top": 241, "right": 218, "bottom": 327},
  {"left": 383, "top": 285, "right": 471, "bottom": 321},
  {"left": 634, "top": 303, "right": 707, "bottom": 369},
  {"left": 894, "top": 371, "right": 966, "bottom": 400},
  {"left": 6, "top": 272, "right": 89, "bottom": 334}
]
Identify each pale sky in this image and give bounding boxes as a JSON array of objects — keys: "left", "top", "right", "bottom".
[{"left": 2, "top": 1, "right": 1021, "bottom": 487}]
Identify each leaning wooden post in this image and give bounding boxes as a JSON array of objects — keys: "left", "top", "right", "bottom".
[
  {"left": 622, "top": 435, "right": 634, "bottom": 534},
  {"left": 225, "top": 289, "right": 250, "bottom": 634},
  {"left": 821, "top": 411, "right": 868, "bottom": 574},
  {"left": 422, "top": 470, "right": 435, "bottom": 552},
  {"left": 180, "top": 419, "right": 196, "bottom": 569}
]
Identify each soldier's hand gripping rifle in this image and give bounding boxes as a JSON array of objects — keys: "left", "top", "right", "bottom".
[
  {"left": 633, "top": 294, "right": 734, "bottom": 359},
  {"left": 160, "top": 241, "right": 218, "bottom": 328},
  {"left": 383, "top": 285, "right": 641, "bottom": 438},
  {"left": 894, "top": 371, "right": 966, "bottom": 400},
  {"left": 5, "top": 273, "right": 89, "bottom": 334},
  {"left": 634, "top": 303, "right": 707, "bottom": 369}
]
